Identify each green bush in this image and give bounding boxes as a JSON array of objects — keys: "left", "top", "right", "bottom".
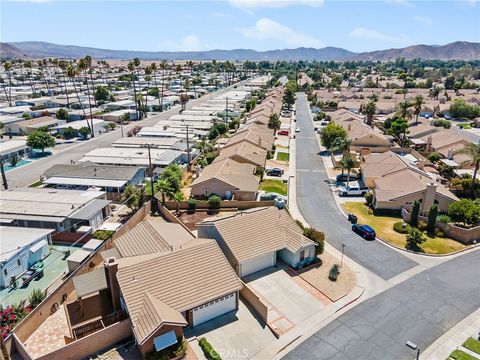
[
  {"left": 92, "top": 230, "right": 115, "bottom": 240},
  {"left": 418, "top": 220, "right": 428, "bottom": 231},
  {"left": 393, "top": 222, "right": 411, "bottom": 234},
  {"left": 303, "top": 227, "right": 325, "bottom": 255},
  {"left": 364, "top": 191, "right": 374, "bottom": 206},
  {"left": 437, "top": 214, "right": 451, "bottom": 224},
  {"left": 427, "top": 152, "right": 441, "bottom": 163},
  {"left": 145, "top": 337, "right": 187, "bottom": 360},
  {"left": 198, "top": 337, "right": 222, "bottom": 360},
  {"left": 28, "top": 289, "right": 45, "bottom": 308},
  {"left": 188, "top": 198, "right": 197, "bottom": 211},
  {"left": 208, "top": 195, "right": 221, "bottom": 210},
  {"left": 328, "top": 264, "right": 340, "bottom": 282},
  {"left": 434, "top": 228, "right": 445, "bottom": 238}
]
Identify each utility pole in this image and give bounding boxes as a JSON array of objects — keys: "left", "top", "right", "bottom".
[
  {"left": 224, "top": 97, "right": 229, "bottom": 124},
  {"left": 185, "top": 125, "right": 191, "bottom": 171},
  {"left": 340, "top": 244, "right": 346, "bottom": 268},
  {"left": 146, "top": 144, "right": 157, "bottom": 213}
]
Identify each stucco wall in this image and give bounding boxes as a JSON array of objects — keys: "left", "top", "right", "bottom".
[{"left": 239, "top": 283, "right": 268, "bottom": 323}]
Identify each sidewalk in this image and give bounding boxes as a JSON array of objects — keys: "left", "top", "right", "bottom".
[{"left": 422, "top": 307, "right": 480, "bottom": 360}]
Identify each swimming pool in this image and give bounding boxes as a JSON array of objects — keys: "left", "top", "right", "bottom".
[{"left": 4, "top": 159, "right": 32, "bottom": 172}]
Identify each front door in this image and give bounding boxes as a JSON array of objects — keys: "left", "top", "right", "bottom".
[{"left": 300, "top": 250, "right": 305, "bottom": 261}]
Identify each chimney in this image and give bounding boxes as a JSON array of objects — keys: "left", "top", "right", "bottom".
[
  {"left": 426, "top": 136, "right": 433, "bottom": 152},
  {"left": 423, "top": 182, "right": 437, "bottom": 212},
  {"left": 257, "top": 136, "right": 262, "bottom": 148},
  {"left": 105, "top": 257, "right": 121, "bottom": 311},
  {"left": 447, "top": 148, "right": 454, "bottom": 160}
]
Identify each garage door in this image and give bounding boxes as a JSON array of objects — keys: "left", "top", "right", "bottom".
[
  {"left": 240, "top": 252, "right": 275, "bottom": 277},
  {"left": 192, "top": 293, "right": 237, "bottom": 326}
]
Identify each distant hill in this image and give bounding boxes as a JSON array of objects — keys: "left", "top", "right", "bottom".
[
  {"left": 354, "top": 41, "right": 480, "bottom": 61},
  {"left": 5, "top": 41, "right": 480, "bottom": 61},
  {"left": 0, "top": 43, "right": 28, "bottom": 58}
]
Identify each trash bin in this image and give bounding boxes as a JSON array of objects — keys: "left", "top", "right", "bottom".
[{"left": 348, "top": 214, "right": 358, "bottom": 224}]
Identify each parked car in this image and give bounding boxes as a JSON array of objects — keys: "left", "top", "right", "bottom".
[
  {"left": 336, "top": 173, "right": 359, "bottom": 182},
  {"left": 352, "top": 224, "right": 376, "bottom": 240},
  {"left": 295, "top": 128, "right": 301, "bottom": 133},
  {"left": 339, "top": 186, "right": 368, "bottom": 196},
  {"left": 277, "top": 130, "right": 289, "bottom": 136},
  {"left": 265, "top": 168, "right": 284, "bottom": 177}
]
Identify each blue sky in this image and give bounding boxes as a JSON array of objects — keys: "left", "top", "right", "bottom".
[{"left": 1, "top": 0, "right": 479, "bottom": 53}]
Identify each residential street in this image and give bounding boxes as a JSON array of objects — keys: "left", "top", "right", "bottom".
[
  {"left": 283, "top": 92, "right": 480, "bottom": 360},
  {"left": 5, "top": 87, "right": 233, "bottom": 189},
  {"left": 293, "top": 92, "right": 417, "bottom": 280}
]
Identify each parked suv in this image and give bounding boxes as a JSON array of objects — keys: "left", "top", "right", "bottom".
[
  {"left": 352, "top": 224, "right": 376, "bottom": 240},
  {"left": 336, "top": 173, "right": 359, "bottom": 183},
  {"left": 339, "top": 186, "right": 368, "bottom": 196},
  {"left": 265, "top": 168, "right": 284, "bottom": 177}
]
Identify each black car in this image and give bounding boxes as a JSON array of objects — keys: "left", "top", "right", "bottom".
[
  {"left": 336, "top": 173, "right": 358, "bottom": 182},
  {"left": 352, "top": 224, "right": 376, "bottom": 240},
  {"left": 266, "top": 168, "right": 284, "bottom": 177}
]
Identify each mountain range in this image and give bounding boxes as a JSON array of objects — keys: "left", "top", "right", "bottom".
[{"left": 1, "top": 41, "right": 479, "bottom": 61}]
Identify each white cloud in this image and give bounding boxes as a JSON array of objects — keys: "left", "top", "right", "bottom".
[
  {"left": 384, "top": 0, "right": 414, "bottom": 7},
  {"left": 159, "top": 35, "right": 209, "bottom": 52},
  {"left": 349, "top": 27, "right": 409, "bottom": 44},
  {"left": 239, "top": 18, "right": 323, "bottom": 48},
  {"left": 229, "top": 0, "right": 324, "bottom": 9},
  {"left": 414, "top": 15, "right": 432, "bottom": 25},
  {"left": 464, "top": 0, "right": 477, "bottom": 6}
]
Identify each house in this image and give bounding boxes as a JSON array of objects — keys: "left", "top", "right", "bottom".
[
  {"left": 4, "top": 116, "right": 64, "bottom": 135},
  {"left": 0, "top": 140, "right": 32, "bottom": 160},
  {"left": 42, "top": 162, "right": 146, "bottom": 199},
  {"left": 213, "top": 140, "right": 267, "bottom": 171},
  {"left": 97, "top": 109, "right": 138, "bottom": 123},
  {"left": 53, "top": 119, "right": 112, "bottom": 137},
  {"left": 191, "top": 158, "right": 260, "bottom": 200},
  {"left": 421, "top": 130, "right": 471, "bottom": 166},
  {"left": 373, "top": 168, "right": 458, "bottom": 213},
  {"left": 109, "top": 237, "right": 242, "bottom": 355},
  {"left": 0, "top": 188, "right": 110, "bottom": 232},
  {"left": 197, "top": 207, "right": 316, "bottom": 277},
  {"left": 0, "top": 227, "right": 53, "bottom": 289},
  {"left": 224, "top": 123, "right": 274, "bottom": 151}
]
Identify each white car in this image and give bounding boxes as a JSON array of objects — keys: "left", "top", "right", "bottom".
[
  {"left": 339, "top": 186, "right": 368, "bottom": 197},
  {"left": 295, "top": 128, "right": 301, "bottom": 133}
]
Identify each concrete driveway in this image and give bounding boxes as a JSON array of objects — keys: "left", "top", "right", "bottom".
[
  {"left": 185, "top": 300, "right": 276, "bottom": 360},
  {"left": 245, "top": 267, "right": 325, "bottom": 329}
]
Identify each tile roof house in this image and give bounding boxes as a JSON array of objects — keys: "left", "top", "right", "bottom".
[
  {"left": 197, "top": 207, "right": 316, "bottom": 277},
  {"left": 191, "top": 158, "right": 260, "bottom": 200},
  {"left": 213, "top": 140, "right": 267, "bottom": 170},
  {"left": 224, "top": 123, "right": 274, "bottom": 151}
]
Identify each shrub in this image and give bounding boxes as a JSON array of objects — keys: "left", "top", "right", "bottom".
[
  {"left": 427, "top": 204, "right": 438, "bottom": 235},
  {"left": 208, "top": 195, "right": 221, "bottom": 210},
  {"left": 427, "top": 152, "right": 441, "bottom": 163},
  {"left": 406, "top": 227, "right": 426, "bottom": 251},
  {"left": 448, "top": 199, "right": 480, "bottom": 227},
  {"left": 92, "top": 230, "right": 115, "bottom": 240},
  {"left": 328, "top": 264, "right": 340, "bottom": 282},
  {"left": 436, "top": 214, "right": 451, "bottom": 224},
  {"left": 434, "top": 228, "right": 445, "bottom": 238},
  {"left": 411, "top": 200, "right": 421, "bottom": 228},
  {"left": 303, "top": 227, "right": 325, "bottom": 255},
  {"left": 28, "top": 289, "right": 45, "bottom": 308},
  {"left": 198, "top": 337, "right": 222, "bottom": 360},
  {"left": 367, "top": 208, "right": 373, "bottom": 215},
  {"left": 393, "top": 221, "right": 411, "bottom": 234},
  {"left": 418, "top": 220, "right": 428, "bottom": 231},
  {"left": 295, "top": 219, "right": 305, "bottom": 231},
  {"left": 188, "top": 198, "right": 197, "bottom": 211},
  {"left": 364, "top": 191, "right": 374, "bottom": 206},
  {"left": 433, "top": 119, "right": 451, "bottom": 129}
]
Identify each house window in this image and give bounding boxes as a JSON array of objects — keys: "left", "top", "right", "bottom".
[
  {"left": 17, "top": 259, "right": 21, "bottom": 266},
  {"left": 3, "top": 269, "right": 7, "bottom": 276},
  {"left": 205, "top": 188, "right": 211, "bottom": 196},
  {"left": 300, "top": 250, "right": 305, "bottom": 261}
]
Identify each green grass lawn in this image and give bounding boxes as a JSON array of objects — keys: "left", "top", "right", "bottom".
[
  {"left": 259, "top": 179, "right": 287, "bottom": 195},
  {"left": 456, "top": 123, "right": 472, "bottom": 129},
  {"left": 343, "top": 202, "right": 467, "bottom": 255},
  {"left": 276, "top": 152, "right": 290, "bottom": 161},
  {"left": 463, "top": 337, "right": 480, "bottom": 354},
  {"left": 447, "top": 349, "right": 478, "bottom": 360}
]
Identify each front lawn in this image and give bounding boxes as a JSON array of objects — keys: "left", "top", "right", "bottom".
[
  {"left": 447, "top": 349, "right": 478, "bottom": 360},
  {"left": 259, "top": 179, "right": 287, "bottom": 195},
  {"left": 463, "top": 337, "right": 480, "bottom": 355},
  {"left": 343, "top": 202, "right": 467, "bottom": 254},
  {"left": 456, "top": 123, "right": 472, "bottom": 129},
  {"left": 276, "top": 152, "right": 290, "bottom": 161}
]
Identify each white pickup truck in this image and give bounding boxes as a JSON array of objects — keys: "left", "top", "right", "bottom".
[{"left": 339, "top": 186, "right": 369, "bottom": 197}]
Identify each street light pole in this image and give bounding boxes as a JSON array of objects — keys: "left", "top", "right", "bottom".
[
  {"left": 406, "top": 341, "right": 420, "bottom": 360},
  {"left": 146, "top": 144, "right": 157, "bottom": 213},
  {"left": 340, "top": 243, "right": 346, "bottom": 268},
  {"left": 225, "top": 97, "right": 229, "bottom": 124}
]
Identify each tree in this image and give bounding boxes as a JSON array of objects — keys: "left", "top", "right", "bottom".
[
  {"left": 268, "top": 113, "right": 281, "bottom": 133},
  {"left": 9, "top": 155, "right": 19, "bottom": 167},
  {"left": 0, "top": 155, "right": 8, "bottom": 190},
  {"left": 427, "top": 152, "right": 441, "bottom": 163},
  {"left": 104, "top": 122, "right": 116, "bottom": 132},
  {"left": 122, "top": 184, "right": 141, "bottom": 211},
  {"left": 56, "top": 108, "right": 69, "bottom": 120},
  {"left": 412, "top": 95, "right": 425, "bottom": 125},
  {"left": 406, "top": 227, "right": 426, "bottom": 251},
  {"left": 155, "top": 179, "right": 174, "bottom": 205},
  {"left": 283, "top": 80, "right": 296, "bottom": 109},
  {"left": 303, "top": 227, "right": 325, "bottom": 255},
  {"left": 449, "top": 99, "right": 480, "bottom": 120},
  {"left": 361, "top": 100, "right": 376, "bottom": 127},
  {"left": 411, "top": 200, "right": 420, "bottom": 228},
  {"left": 340, "top": 153, "right": 356, "bottom": 187},
  {"left": 26, "top": 131, "right": 55, "bottom": 153},
  {"left": 427, "top": 204, "right": 438, "bottom": 235},
  {"left": 320, "top": 122, "right": 348, "bottom": 151},
  {"left": 448, "top": 199, "right": 480, "bottom": 226},
  {"left": 78, "top": 126, "right": 91, "bottom": 139},
  {"left": 457, "top": 143, "right": 480, "bottom": 196},
  {"left": 94, "top": 86, "right": 110, "bottom": 101},
  {"left": 28, "top": 289, "right": 46, "bottom": 308},
  {"left": 159, "top": 163, "right": 183, "bottom": 194},
  {"left": 208, "top": 195, "right": 221, "bottom": 209},
  {"left": 396, "top": 100, "right": 411, "bottom": 119},
  {"left": 62, "top": 126, "right": 75, "bottom": 139},
  {"left": 386, "top": 117, "right": 409, "bottom": 147}
]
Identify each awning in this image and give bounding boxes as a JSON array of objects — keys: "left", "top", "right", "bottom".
[
  {"left": 154, "top": 330, "right": 178, "bottom": 352},
  {"left": 29, "top": 239, "right": 48, "bottom": 253},
  {"left": 44, "top": 176, "right": 127, "bottom": 188},
  {"left": 410, "top": 138, "right": 426, "bottom": 145}
]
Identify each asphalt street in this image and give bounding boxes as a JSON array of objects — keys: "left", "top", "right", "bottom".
[
  {"left": 294, "top": 92, "right": 418, "bottom": 280},
  {"left": 284, "top": 248, "right": 480, "bottom": 360},
  {"left": 5, "top": 85, "right": 236, "bottom": 188}
]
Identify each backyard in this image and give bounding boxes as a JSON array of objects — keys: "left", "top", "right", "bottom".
[
  {"left": 259, "top": 179, "right": 287, "bottom": 195},
  {"left": 343, "top": 202, "right": 467, "bottom": 255}
]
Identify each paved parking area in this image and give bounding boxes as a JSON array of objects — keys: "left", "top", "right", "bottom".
[
  {"left": 245, "top": 267, "right": 325, "bottom": 328},
  {"left": 185, "top": 300, "right": 276, "bottom": 360}
]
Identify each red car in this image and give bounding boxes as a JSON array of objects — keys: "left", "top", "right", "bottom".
[{"left": 277, "top": 130, "right": 289, "bottom": 136}]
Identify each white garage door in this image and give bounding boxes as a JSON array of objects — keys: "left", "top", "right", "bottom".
[
  {"left": 240, "top": 252, "right": 275, "bottom": 278},
  {"left": 192, "top": 293, "right": 237, "bottom": 326}
]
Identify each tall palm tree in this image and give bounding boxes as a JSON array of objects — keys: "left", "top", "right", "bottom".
[
  {"left": 144, "top": 65, "right": 152, "bottom": 116},
  {"left": 397, "top": 100, "right": 410, "bottom": 119},
  {"left": 24, "top": 60, "right": 36, "bottom": 96},
  {"left": 362, "top": 100, "right": 376, "bottom": 127},
  {"left": 457, "top": 143, "right": 480, "bottom": 196},
  {"left": 58, "top": 60, "right": 71, "bottom": 108},
  {"left": 412, "top": 95, "right": 424, "bottom": 125},
  {"left": 3, "top": 62, "right": 12, "bottom": 106},
  {"left": 66, "top": 64, "right": 91, "bottom": 133},
  {"left": 340, "top": 153, "right": 357, "bottom": 187},
  {"left": 127, "top": 61, "right": 139, "bottom": 120},
  {"left": 84, "top": 55, "right": 97, "bottom": 107},
  {"left": 159, "top": 60, "right": 168, "bottom": 111},
  {"left": 79, "top": 58, "right": 95, "bottom": 138}
]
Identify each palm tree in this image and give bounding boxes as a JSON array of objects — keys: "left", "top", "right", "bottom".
[
  {"left": 144, "top": 65, "right": 152, "bottom": 116},
  {"left": 79, "top": 57, "right": 95, "bottom": 138},
  {"left": 2, "top": 61, "right": 12, "bottom": 106},
  {"left": 24, "top": 60, "right": 36, "bottom": 96},
  {"left": 66, "top": 64, "right": 90, "bottom": 133},
  {"left": 0, "top": 155, "right": 8, "bottom": 190},
  {"left": 412, "top": 95, "right": 424, "bottom": 125},
  {"left": 362, "top": 100, "right": 376, "bottom": 127},
  {"left": 127, "top": 61, "right": 139, "bottom": 120},
  {"left": 150, "top": 63, "right": 162, "bottom": 112},
  {"left": 155, "top": 179, "right": 173, "bottom": 204},
  {"left": 58, "top": 60, "right": 71, "bottom": 108},
  {"left": 340, "top": 153, "right": 357, "bottom": 187},
  {"left": 397, "top": 100, "right": 411, "bottom": 119},
  {"left": 457, "top": 143, "right": 480, "bottom": 196},
  {"left": 84, "top": 55, "right": 97, "bottom": 107}
]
